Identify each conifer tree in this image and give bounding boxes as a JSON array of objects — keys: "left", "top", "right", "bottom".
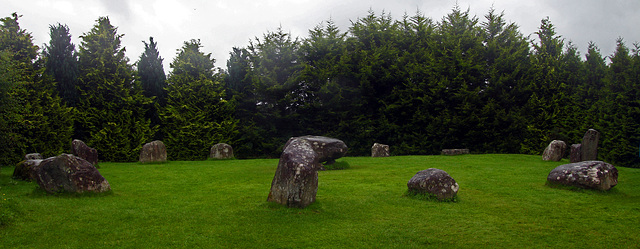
[
  {"left": 43, "top": 23, "right": 78, "bottom": 106},
  {"left": 77, "top": 16, "right": 154, "bottom": 162},
  {"left": 161, "top": 39, "right": 237, "bottom": 160}
]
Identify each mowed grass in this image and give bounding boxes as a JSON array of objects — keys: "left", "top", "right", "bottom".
[{"left": 1, "top": 155, "right": 639, "bottom": 248}]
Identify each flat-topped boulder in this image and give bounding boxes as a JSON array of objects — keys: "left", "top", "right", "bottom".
[
  {"left": 139, "top": 140, "right": 167, "bottom": 163},
  {"left": 35, "top": 154, "right": 110, "bottom": 194},
  {"left": 407, "top": 168, "right": 459, "bottom": 201},
  {"left": 71, "top": 139, "right": 98, "bottom": 167},
  {"left": 268, "top": 136, "right": 347, "bottom": 208},
  {"left": 547, "top": 161, "right": 617, "bottom": 191},
  {"left": 371, "top": 143, "right": 390, "bottom": 157},
  {"left": 210, "top": 143, "right": 234, "bottom": 159},
  {"left": 542, "top": 140, "right": 567, "bottom": 161},
  {"left": 441, "top": 149, "right": 469, "bottom": 156}
]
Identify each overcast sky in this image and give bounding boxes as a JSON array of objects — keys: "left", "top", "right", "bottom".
[{"left": 4, "top": 0, "right": 640, "bottom": 72}]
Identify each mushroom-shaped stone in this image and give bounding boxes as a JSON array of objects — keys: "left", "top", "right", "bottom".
[
  {"left": 547, "top": 161, "right": 617, "bottom": 191},
  {"left": 210, "top": 143, "right": 234, "bottom": 159},
  {"left": 139, "top": 140, "right": 167, "bottom": 163},
  {"left": 35, "top": 154, "right": 111, "bottom": 194},
  {"left": 371, "top": 143, "right": 390, "bottom": 157},
  {"left": 268, "top": 136, "right": 348, "bottom": 208},
  {"left": 71, "top": 139, "right": 99, "bottom": 167},
  {"left": 407, "top": 168, "right": 459, "bottom": 201},
  {"left": 542, "top": 140, "right": 567, "bottom": 161}
]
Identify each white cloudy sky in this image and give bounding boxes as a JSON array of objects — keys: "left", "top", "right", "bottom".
[{"left": 4, "top": 0, "right": 640, "bottom": 72}]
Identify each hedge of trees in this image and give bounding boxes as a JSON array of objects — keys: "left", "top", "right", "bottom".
[{"left": 1, "top": 7, "right": 638, "bottom": 167}]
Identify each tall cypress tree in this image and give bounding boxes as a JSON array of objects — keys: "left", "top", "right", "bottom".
[
  {"left": 137, "top": 37, "right": 166, "bottom": 137},
  {"left": 43, "top": 23, "right": 78, "bottom": 106},
  {"left": 161, "top": 39, "right": 237, "bottom": 160},
  {"left": 77, "top": 16, "right": 154, "bottom": 162}
]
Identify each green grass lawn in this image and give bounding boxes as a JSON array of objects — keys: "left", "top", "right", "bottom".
[{"left": 1, "top": 155, "right": 639, "bottom": 248}]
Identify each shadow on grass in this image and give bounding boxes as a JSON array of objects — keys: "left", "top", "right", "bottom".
[
  {"left": 403, "top": 190, "right": 459, "bottom": 203},
  {"left": 28, "top": 187, "right": 114, "bottom": 198},
  {"left": 545, "top": 181, "right": 621, "bottom": 195}
]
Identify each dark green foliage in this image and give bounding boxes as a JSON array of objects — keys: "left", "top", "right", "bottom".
[
  {"left": 43, "top": 23, "right": 78, "bottom": 106},
  {"left": 0, "top": 13, "right": 73, "bottom": 166},
  {"left": 161, "top": 39, "right": 238, "bottom": 160},
  {"left": 76, "top": 16, "right": 155, "bottom": 162},
  {"left": 137, "top": 37, "right": 166, "bottom": 138}
]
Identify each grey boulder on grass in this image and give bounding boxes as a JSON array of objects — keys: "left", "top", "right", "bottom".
[
  {"left": 407, "top": 168, "right": 459, "bottom": 201},
  {"left": 35, "top": 154, "right": 111, "bottom": 194},
  {"left": 547, "top": 161, "right": 618, "bottom": 191}
]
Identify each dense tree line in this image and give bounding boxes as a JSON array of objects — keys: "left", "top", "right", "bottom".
[{"left": 0, "top": 7, "right": 638, "bottom": 167}]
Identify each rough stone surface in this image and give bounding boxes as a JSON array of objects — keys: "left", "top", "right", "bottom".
[
  {"left": 268, "top": 136, "right": 347, "bottom": 208},
  {"left": 441, "top": 149, "right": 469, "bottom": 156},
  {"left": 547, "top": 161, "right": 618, "bottom": 191},
  {"left": 542, "top": 140, "right": 567, "bottom": 161},
  {"left": 139, "top": 140, "right": 167, "bottom": 163},
  {"left": 12, "top": 159, "right": 43, "bottom": 181},
  {"left": 25, "top": 153, "right": 43, "bottom": 160},
  {"left": 71, "top": 139, "right": 99, "bottom": 167},
  {"left": 570, "top": 144, "right": 582, "bottom": 163},
  {"left": 35, "top": 154, "right": 110, "bottom": 194},
  {"left": 210, "top": 143, "right": 234, "bottom": 159},
  {"left": 581, "top": 129, "right": 600, "bottom": 161},
  {"left": 407, "top": 168, "right": 459, "bottom": 200},
  {"left": 371, "top": 143, "right": 390, "bottom": 157}
]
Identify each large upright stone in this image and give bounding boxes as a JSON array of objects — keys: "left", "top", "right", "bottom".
[
  {"left": 71, "top": 139, "right": 98, "bottom": 167},
  {"left": 139, "top": 140, "right": 167, "bottom": 163},
  {"left": 35, "top": 154, "right": 111, "bottom": 194},
  {"left": 570, "top": 144, "right": 582, "bottom": 163},
  {"left": 407, "top": 168, "right": 459, "bottom": 201},
  {"left": 542, "top": 140, "right": 567, "bottom": 161},
  {"left": 210, "top": 143, "right": 234, "bottom": 159},
  {"left": 547, "top": 161, "right": 617, "bottom": 191},
  {"left": 371, "top": 143, "right": 390, "bottom": 157},
  {"left": 268, "top": 136, "right": 347, "bottom": 208},
  {"left": 581, "top": 129, "right": 600, "bottom": 161}
]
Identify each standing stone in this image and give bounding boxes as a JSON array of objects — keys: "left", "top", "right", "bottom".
[
  {"left": 210, "top": 143, "right": 234, "bottom": 159},
  {"left": 12, "top": 159, "right": 43, "bottom": 181},
  {"left": 371, "top": 143, "right": 390, "bottom": 157},
  {"left": 71, "top": 139, "right": 99, "bottom": 167},
  {"left": 35, "top": 154, "right": 111, "bottom": 194},
  {"left": 25, "top": 153, "right": 43, "bottom": 160},
  {"left": 407, "top": 168, "right": 459, "bottom": 201},
  {"left": 139, "top": 140, "right": 167, "bottom": 163},
  {"left": 570, "top": 144, "right": 582, "bottom": 163},
  {"left": 268, "top": 136, "right": 347, "bottom": 208},
  {"left": 547, "top": 161, "right": 617, "bottom": 191},
  {"left": 542, "top": 140, "right": 567, "bottom": 161},
  {"left": 581, "top": 129, "right": 600, "bottom": 161}
]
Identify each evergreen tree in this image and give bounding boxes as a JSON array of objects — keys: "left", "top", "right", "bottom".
[
  {"left": 137, "top": 37, "right": 166, "bottom": 138},
  {"left": 43, "top": 23, "right": 78, "bottom": 106},
  {"left": 0, "top": 13, "right": 73, "bottom": 165},
  {"left": 77, "top": 16, "right": 154, "bottom": 162},
  {"left": 161, "top": 39, "right": 237, "bottom": 160}
]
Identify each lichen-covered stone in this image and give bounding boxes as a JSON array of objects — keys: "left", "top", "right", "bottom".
[
  {"left": 407, "top": 168, "right": 459, "bottom": 201},
  {"left": 71, "top": 139, "right": 99, "bottom": 167},
  {"left": 371, "top": 143, "right": 390, "bottom": 157},
  {"left": 35, "top": 154, "right": 110, "bottom": 194},
  {"left": 12, "top": 159, "right": 43, "bottom": 181},
  {"left": 139, "top": 140, "right": 167, "bottom": 163},
  {"left": 210, "top": 143, "right": 234, "bottom": 159},
  {"left": 268, "top": 136, "right": 347, "bottom": 208},
  {"left": 24, "top": 153, "right": 43, "bottom": 160},
  {"left": 542, "top": 140, "right": 567, "bottom": 161},
  {"left": 547, "top": 161, "right": 617, "bottom": 191},
  {"left": 581, "top": 129, "right": 600, "bottom": 161}
]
